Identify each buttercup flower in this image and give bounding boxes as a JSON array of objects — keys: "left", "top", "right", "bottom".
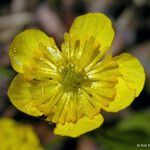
[
  {"left": 8, "top": 13, "right": 145, "bottom": 137},
  {"left": 0, "top": 118, "right": 43, "bottom": 150}
]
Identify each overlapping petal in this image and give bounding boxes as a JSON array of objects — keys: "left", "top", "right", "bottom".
[
  {"left": 61, "top": 13, "right": 114, "bottom": 72},
  {"left": 69, "top": 13, "right": 114, "bottom": 52},
  {"left": 44, "top": 90, "right": 101, "bottom": 126},
  {"left": 102, "top": 77, "right": 135, "bottom": 112},
  {"left": 84, "top": 55, "right": 119, "bottom": 108},
  {"left": 54, "top": 114, "right": 104, "bottom": 137},
  {"left": 103, "top": 53, "right": 145, "bottom": 112},
  {"left": 9, "top": 29, "right": 63, "bottom": 80},
  {"left": 84, "top": 53, "right": 145, "bottom": 112},
  {"left": 8, "top": 74, "right": 60, "bottom": 116},
  {"left": 114, "top": 53, "right": 145, "bottom": 97}
]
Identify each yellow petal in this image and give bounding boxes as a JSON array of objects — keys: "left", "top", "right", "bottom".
[
  {"left": 114, "top": 53, "right": 145, "bottom": 97},
  {"left": 69, "top": 13, "right": 114, "bottom": 53},
  {"left": 103, "top": 53, "right": 145, "bottom": 112},
  {"left": 7, "top": 74, "right": 59, "bottom": 116},
  {"left": 61, "top": 13, "right": 114, "bottom": 72},
  {"left": 54, "top": 114, "right": 104, "bottom": 137},
  {"left": 103, "top": 77, "right": 135, "bottom": 112},
  {"left": 38, "top": 86, "right": 64, "bottom": 117},
  {"left": 9, "top": 29, "right": 62, "bottom": 79},
  {"left": 79, "top": 89, "right": 100, "bottom": 118},
  {"left": 51, "top": 93, "right": 68, "bottom": 124}
]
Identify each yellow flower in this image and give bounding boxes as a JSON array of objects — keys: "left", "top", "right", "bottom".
[
  {"left": 8, "top": 13, "right": 145, "bottom": 137},
  {"left": 0, "top": 118, "right": 43, "bottom": 150}
]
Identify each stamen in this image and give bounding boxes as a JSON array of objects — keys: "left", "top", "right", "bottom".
[{"left": 60, "top": 66, "right": 84, "bottom": 92}]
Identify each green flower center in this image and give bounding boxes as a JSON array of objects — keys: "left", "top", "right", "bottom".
[{"left": 61, "top": 67, "right": 84, "bottom": 92}]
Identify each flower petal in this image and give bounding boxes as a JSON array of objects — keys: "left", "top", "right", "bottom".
[
  {"left": 61, "top": 13, "right": 114, "bottom": 72},
  {"left": 54, "top": 114, "right": 104, "bottom": 137},
  {"left": 8, "top": 74, "right": 59, "bottom": 116},
  {"left": 114, "top": 53, "right": 145, "bottom": 97},
  {"left": 69, "top": 13, "right": 114, "bottom": 53},
  {"left": 103, "top": 53, "right": 145, "bottom": 112},
  {"left": 9, "top": 29, "right": 62, "bottom": 79},
  {"left": 102, "top": 77, "right": 135, "bottom": 112}
]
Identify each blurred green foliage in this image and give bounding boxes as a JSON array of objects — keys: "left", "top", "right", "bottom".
[
  {"left": 91, "top": 110, "right": 150, "bottom": 150},
  {"left": 0, "top": 67, "right": 14, "bottom": 79}
]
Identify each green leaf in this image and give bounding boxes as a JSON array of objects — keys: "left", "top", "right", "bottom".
[
  {"left": 0, "top": 67, "right": 14, "bottom": 79},
  {"left": 90, "top": 110, "right": 150, "bottom": 150},
  {"left": 116, "top": 110, "right": 150, "bottom": 135}
]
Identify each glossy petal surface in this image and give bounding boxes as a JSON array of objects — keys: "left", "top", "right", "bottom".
[
  {"left": 54, "top": 114, "right": 104, "bottom": 137},
  {"left": 8, "top": 13, "right": 145, "bottom": 137},
  {"left": 103, "top": 53, "right": 145, "bottom": 112},
  {"left": 8, "top": 74, "right": 59, "bottom": 116},
  {"left": 69, "top": 13, "right": 114, "bottom": 52},
  {"left": 114, "top": 53, "right": 145, "bottom": 97},
  {"left": 61, "top": 13, "right": 114, "bottom": 72},
  {"left": 9, "top": 29, "right": 63, "bottom": 79}
]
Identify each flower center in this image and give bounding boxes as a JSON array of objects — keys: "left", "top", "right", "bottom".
[{"left": 61, "top": 66, "right": 84, "bottom": 92}]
